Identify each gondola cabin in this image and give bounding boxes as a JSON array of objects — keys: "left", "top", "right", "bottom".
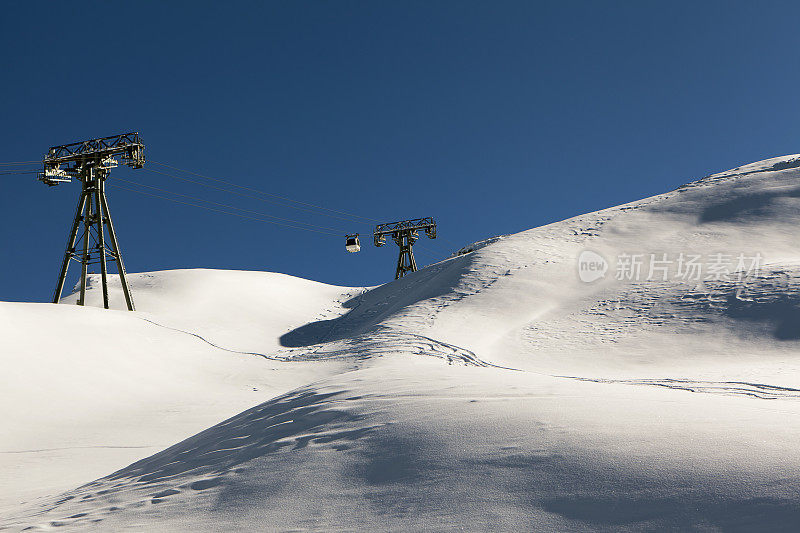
[{"left": 345, "top": 233, "right": 361, "bottom": 253}]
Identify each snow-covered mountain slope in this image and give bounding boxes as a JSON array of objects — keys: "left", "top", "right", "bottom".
[
  {"left": 0, "top": 271, "right": 361, "bottom": 512},
  {"left": 5, "top": 155, "right": 800, "bottom": 531},
  {"left": 62, "top": 268, "right": 366, "bottom": 354}
]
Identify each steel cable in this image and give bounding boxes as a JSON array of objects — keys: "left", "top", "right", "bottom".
[
  {"left": 113, "top": 177, "right": 347, "bottom": 234},
  {"left": 150, "top": 160, "right": 380, "bottom": 224},
  {"left": 107, "top": 183, "right": 342, "bottom": 236}
]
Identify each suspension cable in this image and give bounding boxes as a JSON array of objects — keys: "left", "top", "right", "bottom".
[
  {"left": 107, "top": 183, "right": 342, "bottom": 236},
  {"left": 141, "top": 167, "right": 374, "bottom": 226},
  {"left": 0, "top": 157, "right": 454, "bottom": 259},
  {"left": 113, "top": 177, "right": 347, "bottom": 233},
  {"left": 143, "top": 163, "right": 456, "bottom": 254},
  {"left": 0, "top": 169, "right": 40, "bottom": 175},
  {"left": 150, "top": 160, "right": 380, "bottom": 223},
  {"left": 112, "top": 183, "right": 448, "bottom": 264},
  {"left": 0, "top": 160, "right": 40, "bottom": 166}
]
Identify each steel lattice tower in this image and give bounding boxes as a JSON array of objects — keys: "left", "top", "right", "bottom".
[
  {"left": 373, "top": 217, "right": 437, "bottom": 279},
  {"left": 40, "top": 133, "right": 145, "bottom": 311}
]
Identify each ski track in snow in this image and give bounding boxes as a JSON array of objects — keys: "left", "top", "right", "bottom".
[
  {"left": 145, "top": 302, "right": 800, "bottom": 401},
  {"left": 137, "top": 317, "right": 287, "bottom": 361},
  {"left": 558, "top": 376, "right": 800, "bottom": 399},
  {"left": 137, "top": 275, "right": 800, "bottom": 399},
  {"left": 138, "top": 265, "right": 800, "bottom": 401},
  {"left": 138, "top": 315, "right": 505, "bottom": 368}
]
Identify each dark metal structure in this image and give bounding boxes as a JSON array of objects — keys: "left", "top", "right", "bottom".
[
  {"left": 373, "top": 217, "right": 437, "bottom": 279},
  {"left": 40, "top": 132, "right": 145, "bottom": 311}
]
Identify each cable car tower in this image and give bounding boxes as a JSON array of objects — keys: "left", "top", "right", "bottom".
[
  {"left": 40, "top": 132, "right": 145, "bottom": 311},
  {"left": 373, "top": 217, "right": 437, "bottom": 279}
]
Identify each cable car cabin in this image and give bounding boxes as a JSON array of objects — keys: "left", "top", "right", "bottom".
[{"left": 345, "top": 234, "right": 361, "bottom": 253}]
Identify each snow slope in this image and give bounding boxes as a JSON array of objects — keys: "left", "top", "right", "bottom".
[
  {"left": 0, "top": 271, "right": 361, "bottom": 512},
  {"left": 5, "top": 155, "right": 800, "bottom": 531}
]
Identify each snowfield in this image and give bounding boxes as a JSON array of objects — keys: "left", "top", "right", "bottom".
[{"left": 4, "top": 155, "right": 800, "bottom": 531}]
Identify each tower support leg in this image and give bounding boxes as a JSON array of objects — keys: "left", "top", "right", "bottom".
[
  {"left": 94, "top": 178, "right": 110, "bottom": 309},
  {"left": 394, "top": 233, "right": 418, "bottom": 279},
  {"left": 101, "top": 191, "right": 135, "bottom": 311},
  {"left": 52, "top": 190, "right": 88, "bottom": 303},
  {"left": 78, "top": 187, "right": 92, "bottom": 306},
  {"left": 395, "top": 250, "right": 404, "bottom": 279}
]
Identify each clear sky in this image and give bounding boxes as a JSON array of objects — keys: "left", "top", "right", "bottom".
[{"left": 2, "top": 1, "right": 800, "bottom": 302}]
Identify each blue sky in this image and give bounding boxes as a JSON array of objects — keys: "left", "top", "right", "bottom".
[{"left": 2, "top": 1, "right": 800, "bottom": 302}]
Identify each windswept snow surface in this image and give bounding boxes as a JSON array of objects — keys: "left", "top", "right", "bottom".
[
  {"left": 5, "top": 156, "right": 800, "bottom": 530},
  {"left": 0, "top": 271, "right": 361, "bottom": 513}
]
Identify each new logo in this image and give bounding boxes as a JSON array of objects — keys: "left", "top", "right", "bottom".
[{"left": 578, "top": 250, "right": 608, "bottom": 283}]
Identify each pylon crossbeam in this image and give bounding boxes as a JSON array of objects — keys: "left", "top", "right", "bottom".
[{"left": 45, "top": 132, "right": 144, "bottom": 167}]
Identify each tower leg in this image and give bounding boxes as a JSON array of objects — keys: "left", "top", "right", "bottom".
[
  {"left": 95, "top": 178, "right": 110, "bottom": 309},
  {"left": 52, "top": 190, "right": 88, "bottom": 303},
  {"left": 395, "top": 250, "right": 404, "bottom": 279},
  {"left": 395, "top": 237, "right": 406, "bottom": 279},
  {"left": 394, "top": 233, "right": 418, "bottom": 279},
  {"left": 101, "top": 191, "right": 135, "bottom": 311},
  {"left": 78, "top": 187, "right": 92, "bottom": 306}
]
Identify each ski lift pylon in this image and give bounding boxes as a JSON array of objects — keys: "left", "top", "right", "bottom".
[{"left": 345, "top": 233, "right": 361, "bottom": 253}]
